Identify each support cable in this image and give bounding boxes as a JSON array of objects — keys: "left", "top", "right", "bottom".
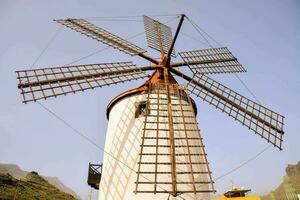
[
  {"left": 30, "top": 26, "right": 63, "bottom": 70},
  {"left": 21, "top": 14, "right": 270, "bottom": 199},
  {"left": 186, "top": 17, "right": 213, "bottom": 48},
  {"left": 86, "top": 19, "right": 143, "bottom": 22},
  {"left": 62, "top": 16, "right": 179, "bottom": 67},
  {"left": 24, "top": 15, "right": 177, "bottom": 74},
  {"left": 63, "top": 31, "right": 145, "bottom": 66},
  {"left": 21, "top": 15, "right": 183, "bottom": 199},
  {"left": 187, "top": 16, "right": 262, "bottom": 103},
  {"left": 188, "top": 17, "right": 262, "bottom": 104},
  {"left": 178, "top": 16, "right": 271, "bottom": 196},
  {"left": 214, "top": 145, "right": 271, "bottom": 181},
  {"left": 34, "top": 99, "right": 184, "bottom": 199},
  {"left": 83, "top": 14, "right": 180, "bottom": 20},
  {"left": 20, "top": 26, "right": 63, "bottom": 83},
  {"left": 186, "top": 17, "right": 222, "bottom": 47},
  {"left": 173, "top": 29, "right": 210, "bottom": 46}
]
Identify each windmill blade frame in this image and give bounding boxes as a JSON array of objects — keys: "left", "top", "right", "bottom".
[
  {"left": 170, "top": 68, "right": 284, "bottom": 150},
  {"left": 13, "top": 13, "right": 286, "bottom": 199},
  {"left": 55, "top": 18, "right": 147, "bottom": 56},
  {"left": 178, "top": 47, "right": 246, "bottom": 75},
  {"left": 143, "top": 15, "right": 176, "bottom": 57},
  {"left": 16, "top": 62, "right": 148, "bottom": 103}
]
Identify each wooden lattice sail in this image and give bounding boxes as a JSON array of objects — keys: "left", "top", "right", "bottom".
[
  {"left": 143, "top": 15, "right": 176, "bottom": 57},
  {"left": 135, "top": 83, "right": 214, "bottom": 195},
  {"left": 14, "top": 14, "right": 285, "bottom": 200},
  {"left": 16, "top": 62, "right": 148, "bottom": 103}
]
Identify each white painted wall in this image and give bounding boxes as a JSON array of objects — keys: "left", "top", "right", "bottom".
[{"left": 99, "top": 91, "right": 212, "bottom": 200}]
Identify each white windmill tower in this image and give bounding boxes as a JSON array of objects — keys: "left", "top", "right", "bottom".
[{"left": 15, "top": 14, "right": 285, "bottom": 200}]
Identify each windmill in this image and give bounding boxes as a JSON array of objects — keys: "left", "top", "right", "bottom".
[{"left": 15, "top": 14, "right": 284, "bottom": 200}]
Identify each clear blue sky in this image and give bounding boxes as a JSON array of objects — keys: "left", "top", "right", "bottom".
[{"left": 0, "top": 0, "right": 299, "bottom": 199}]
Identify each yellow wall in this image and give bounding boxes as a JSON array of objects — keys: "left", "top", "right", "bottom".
[{"left": 215, "top": 196, "right": 261, "bottom": 200}]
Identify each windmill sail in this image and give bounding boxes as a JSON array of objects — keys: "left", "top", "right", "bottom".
[
  {"left": 187, "top": 72, "right": 284, "bottom": 150},
  {"left": 14, "top": 13, "right": 286, "bottom": 200},
  {"left": 143, "top": 16, "right": 176, "bottom": 57},
  {"left": 179, "top": 47, "right": 246, "bottom": 74},
  {"left": 16, "top": 62, "right": 148, "bottom": 103},
  {"left": 135, "top": 83, "right": 214, "bottom": 196},
  {"left": 55, "top": 19, "right": 146, "bottom": 56}
]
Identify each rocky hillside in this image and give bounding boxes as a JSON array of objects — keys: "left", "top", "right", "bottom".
[
  {"left": 286, "top": 161, "right": 300, "bottom": 192},
  {"left": 0, "top": 171, "right": 78, "bottom": 200},
  {"left": 262, "top": 161, "right": 300, "bottom": 200},
  {"left": 0, "top": 163, "right": 79, "bottom": 199}
]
